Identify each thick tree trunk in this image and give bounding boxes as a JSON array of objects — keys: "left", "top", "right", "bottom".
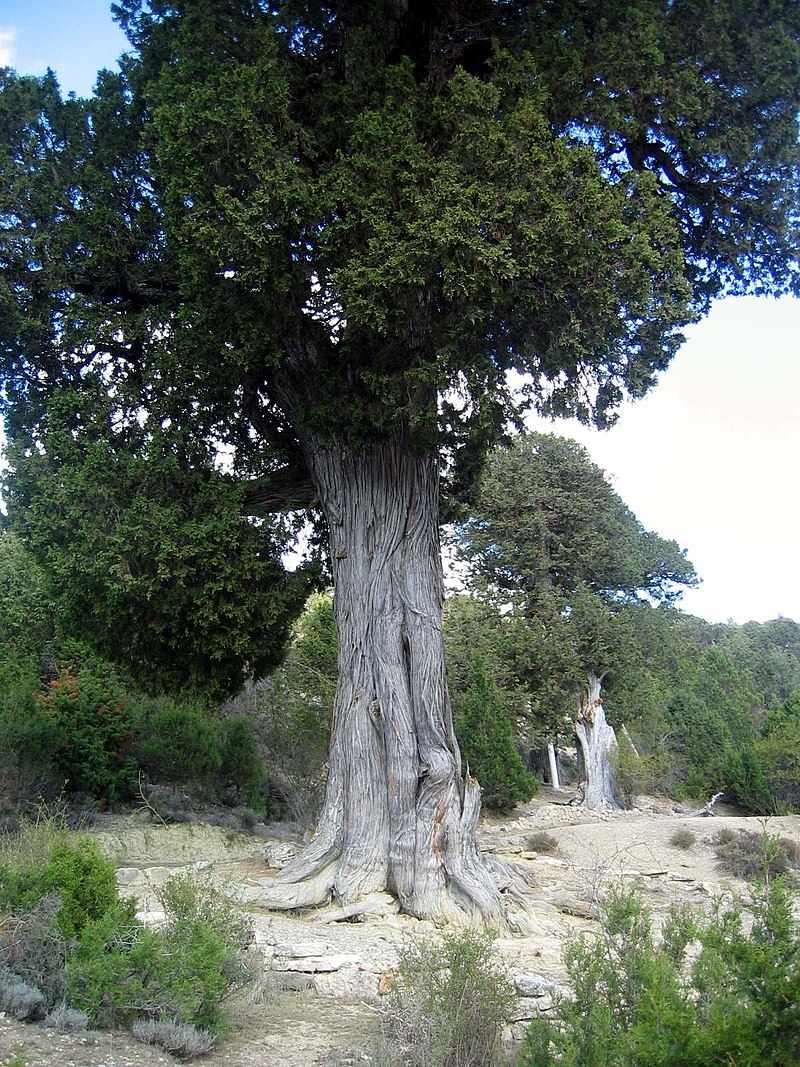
[
  {"left": 574, "top": 672, "right": 619, "bottom": 809},
  {"left": 262, "top": 431, "right": 505, "bottom": 924}
]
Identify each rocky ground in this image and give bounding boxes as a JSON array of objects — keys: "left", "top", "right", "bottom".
[{"left": 2, "top": 787, "right": 798, "bottom": 1067}]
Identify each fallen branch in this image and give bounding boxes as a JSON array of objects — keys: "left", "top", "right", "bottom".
[{"left": 688, "top": 792, "right": 725, "bottom": 817}]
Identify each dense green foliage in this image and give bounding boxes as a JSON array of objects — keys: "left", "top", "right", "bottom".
[
  {"left": 453, "top": 655, "right": 537, "bottom": 811},
  {"left": 520, "top": 872, "right": 800, "bottom": 1067},
  {"left": 67, "top": 875, "right": 255, "bottom": 1036},
  {"left": 0, "top": 530, "right": 268, "bottom": 810},
  {"left": 1, "top": 0, "right": 799, "bottom": 698},
  {"left": 0, "top": 827, "right": 117, "bottom": 940}
]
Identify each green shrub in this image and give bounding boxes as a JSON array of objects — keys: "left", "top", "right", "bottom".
[
  {"left": 136, "top": 703, "right": 222, "bottom": 786},
  {"left": 219, "top": 715, "right": 264, "bottom": 809},
  {"left": 0, "top": 683, "right": 60, "bottom": 803},
  {"left": 380, "top": 929, "right": 514, "bottom": 1067},
  {"left": 36, "top": 669, "right": 136, "bottom": 804},
  {"left": 756, "top": 721, "right": 800, "bottom": 810},
  {"left": 0, "top": 820, "right": 118, "bottom": 940},
  {"left": 519, "top": 870, "right": 800, "bottom": 1067},
  {"left": 67, "top": 875, "right": 257, "bottom": 1037},
  {"left": 454, "top": 654, "right": 537, "bottom": 812}
]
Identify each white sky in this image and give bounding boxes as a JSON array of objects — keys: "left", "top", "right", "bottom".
[{"left": 2, "top": 2, "right": 799, "bottom": 625}]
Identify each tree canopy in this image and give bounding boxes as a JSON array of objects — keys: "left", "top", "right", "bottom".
[{"left": 2, "top": 1, "right": 799, "bottom": 555}]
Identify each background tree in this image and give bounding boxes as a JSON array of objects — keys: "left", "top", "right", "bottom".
[
  {"left": 453, "top": 654, "right": 538, "bottom": 812},
  {"left": 2, "top": 1, "right": 799, "bottom": 920},
  {"left": 453, "top": 433, "right": 697, "bottom": 806}
]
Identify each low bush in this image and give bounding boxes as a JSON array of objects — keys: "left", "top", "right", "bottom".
[
  {"left": 712, "top": 826, "right": 800, "bottom": 881},
  {"left": 519, "top": 866, "right": 800, "bottom": 1067},
  {"left": 66, "top": 875, "right": 258, "bottom": 1038},
  {"left": 669, "top": 828, "right": 697, "bottom": 850},
  {"left": 380, "top": 929, "right": 514, "bottom": 1067},
  {"left": 132, "top": 1018, "right": 216, "bottom": 1058},
  {"left": 0, "top": 813, "right": 262, "bottom": 1048},
  {"left": 0, "top": 822, "right": 118, "bottom": 940},
  {"left": 42, "top": 1001, "right": 89, "bottom": 1032},
  {"left": 219, "top": 716, "right": 264, "bottom": 810},
  {"left": 135, "top": 703, "right": 222, "bottom": 787},
  {"left": 0, "top": 894, "right": 69, "bottom": 1008},
  {"left": 0, "top": 810, "right": 117, "bottom": 931},
  {"left": 526, "top": 831, "right": 559, "bottom": 854},
  {"left": 36, "top": 668, "right": 136, "bottom": 805},
  {"left": 0, "top": 969, "right": 46, "bottom": 1021}
]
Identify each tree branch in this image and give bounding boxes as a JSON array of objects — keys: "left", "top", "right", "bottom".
[{"left": 242, "top": 462, "right": 317, "bottom": 513}]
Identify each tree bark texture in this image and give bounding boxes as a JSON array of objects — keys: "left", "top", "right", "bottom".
[
  {"left": 263, "top": 431, "right": 506, "bottom": 924},
  {"left": 575, "top": 672, "right": 620, "bottom": 809}
]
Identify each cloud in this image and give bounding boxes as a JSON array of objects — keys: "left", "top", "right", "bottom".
[{"left": 0, "top": 28, "right": 16, "bottom": 66}]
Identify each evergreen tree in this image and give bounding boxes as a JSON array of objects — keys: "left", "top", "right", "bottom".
[
  {"left": 453, "top": 654, "right": 537, "bottom": 812},
  {"left": 2, "top": 1, "right": 799, "bottom": 919}
]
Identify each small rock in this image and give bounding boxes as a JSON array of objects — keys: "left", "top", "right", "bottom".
[
  {"left": 115, "top": 867, "right": 144, "bottom": 886},
  {"left": 134, "top": 908, "right": 167, "bottom": 928},
  {"left": 313, "top": 966, "right": 381, "bottom": 1000},
  {"left": 264, "top": 842, "right": 298, "bottom": 868},
  {"left": 144, "top": 866, "right": 174, "bottom": 885},
  {"left": 513, "top": 974, "right": 559, "bottom": 998}
]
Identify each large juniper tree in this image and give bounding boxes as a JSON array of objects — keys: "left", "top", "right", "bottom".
[{"left": 1, "top": 1, "right": 799, "bottom": 921}]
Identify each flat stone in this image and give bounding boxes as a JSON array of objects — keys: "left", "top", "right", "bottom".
[
  {"left": 115, "top": 867, "right": 144, "bottom": 886},
  {"left": 312, "top": 966, "right": 381, "bottom": 1000},
  {"left": 144, "top": 866, "right": 174, "bottom": 884},
  {"left": 274, "top": 939, "right": 329, "bottom": 958},
  {"left": 134, "top": 909, "right": 167, "bottom": 928},
  {"left": 513, "top": 974, "right": 560, "bottom": 998},
  {"left": 279, "top": 953, "right": 361, "bottom": 973},
  {"left": 508, "top": 997, "right": 550, "bottom": 1022}
]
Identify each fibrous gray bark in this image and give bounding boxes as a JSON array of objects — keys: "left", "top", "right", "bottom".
[
  {"left": 260, "top": 430, "right": 506, "bottom": 924},
  {"left": 575, "top": 672, "right": 619, "bottom": 810}
]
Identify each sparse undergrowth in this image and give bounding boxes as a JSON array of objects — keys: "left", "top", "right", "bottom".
[
  {"left": 378, "top": 929, "right": 515, "bottom": 1067},
  {"left": 519, "top": 843, "right": 800, "bottom": 1067},
  {"left": 712, "top": 825, "right": 800, "bottom": 881},
  {"left": 526, "top": 831, "right": 559, "bottom": 854},
  {"left": 0, "top": 809, "right": 264, "bottom": 1056},
  {"left": 669, "top": 827, "right": 697, "bottom": 850}
]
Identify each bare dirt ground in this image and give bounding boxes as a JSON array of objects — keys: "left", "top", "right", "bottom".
[{"left": 2, "top": 787, "right": 798, "bottom": 1067}]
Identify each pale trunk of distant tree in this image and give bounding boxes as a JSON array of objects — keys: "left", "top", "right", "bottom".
[
  {"left": 575, "top": 672, "right": 619, "bottom": 809},
  {"left": 547, "top": 743, "right": 562, "bottom": 790},
  {"left": 262, "top": 430, "right": 505, "bottom": 924}
]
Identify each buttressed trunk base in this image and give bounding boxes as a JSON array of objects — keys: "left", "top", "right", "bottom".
[{"left": 261, "top": 433, "right": 506, "bottom": 924}]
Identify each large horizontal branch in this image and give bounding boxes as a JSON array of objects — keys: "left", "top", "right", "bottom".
[
  {"left": 72, "top": 271, "right": 180, "bottom": 310},
  {"left": 242, "top": 462, "right": 317, "bottom": 514}
]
